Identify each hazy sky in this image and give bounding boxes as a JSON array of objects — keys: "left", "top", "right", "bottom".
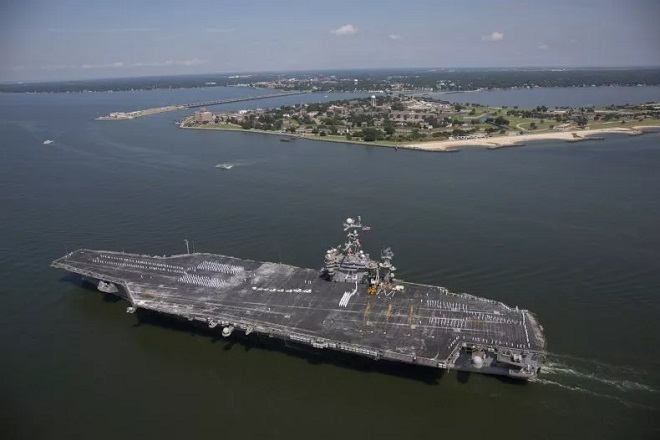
[{"left": 1, "top": 0, "right": 659, "bottom": 81}]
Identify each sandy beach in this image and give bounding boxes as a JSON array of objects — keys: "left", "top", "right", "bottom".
[{"left": 405, "top": 126, "right": 660, "bottom": 151}]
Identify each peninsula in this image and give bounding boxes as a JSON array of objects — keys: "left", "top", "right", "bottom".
[{"left": 179, "top": 95, "right": 660, "bottom": 151}]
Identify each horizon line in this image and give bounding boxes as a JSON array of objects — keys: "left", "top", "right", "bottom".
[{"left": 3, "top": 64, "right": 660, "bottom": 85}]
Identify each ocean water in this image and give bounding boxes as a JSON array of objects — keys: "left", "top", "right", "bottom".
[{"left": 1, "top": 87, "right": 658, "bottom": 439}]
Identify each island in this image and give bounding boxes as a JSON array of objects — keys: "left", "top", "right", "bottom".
[{"left": 179, "top": 95, "right": 660, "bottom": 152}]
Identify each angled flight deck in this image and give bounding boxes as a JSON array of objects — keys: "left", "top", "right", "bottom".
[{"left": 52, "top": 217, "right": 546, "bottom": 379}]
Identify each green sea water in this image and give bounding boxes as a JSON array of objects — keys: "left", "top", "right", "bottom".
[{"left": 1, "top": 88, "right": 659, "bottom": 439}]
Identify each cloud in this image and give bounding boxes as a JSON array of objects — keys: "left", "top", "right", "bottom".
[
  {"left": 134, "top": 59, "right": 207, "bottom": 67},
  {"left": 48, "top": 27, "right": 158, "bottom": 33},
  {"left": 538, "top": 43, "right": 549, "bottom": 50},
  {"left": 169, "top": 59, "right": 206, "bottom": 66},
  {"left": 389, "top": 34, "right": 402, "bottom": 41},
  {"left": 40, "top": 59, "right": 207, "bottom": 70},
  {"left": 40, "top": 64, "right": 78, "bottom": 71},
  {"left": 330, "top": 24, "right": 358, "bottom": 36},
  {"left": 82, "top": 62, "right": 125, "bottom": 69},
  {"left": 482, "top": 31, "right": 504, "bottom": 42},
  {"left": 204, "top": 28, "right": 235, "bottom": 33}
]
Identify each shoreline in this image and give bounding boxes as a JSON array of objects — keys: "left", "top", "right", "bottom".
[
  {"left": 404, "top": 126, "right": 660, "bottom": 151},
  {"left": 180, "top": 120, "right": 660, "bottom": 152},
  {"left": 178, "top": 121, "right": 400, "bottom": 149}
]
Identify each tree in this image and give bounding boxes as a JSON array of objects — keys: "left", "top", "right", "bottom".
[
  {"left": 494, "top": 116, "right": 510, "bottom": 126},
  {"left": 384, "top": 125, "right": 396, "bottom": 136},
  {"left": 361, "top": 127, "right": 383, "bottom": 142}
]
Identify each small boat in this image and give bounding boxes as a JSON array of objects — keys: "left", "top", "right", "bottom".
[
  {"left": 97, "top": 280, "right": 119, "bottom": 294},
  {"left": 215, "top": 163, "right": 235, "bottom": 170},
  {"left": 43, "top": 139, "right": 54, "bottom": 145}
]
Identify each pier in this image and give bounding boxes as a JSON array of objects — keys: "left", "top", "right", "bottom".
[{"left": 96, "top": 90, "right": 310, "bottom": 120}]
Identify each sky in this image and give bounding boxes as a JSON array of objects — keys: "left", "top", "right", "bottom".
[{"left": 1, "top": 0, "right": 659, "bottom": 82}]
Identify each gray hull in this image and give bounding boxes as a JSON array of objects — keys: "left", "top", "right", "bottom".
[{"left": 52, "top": 249, "right": 546, "bottom": 379}]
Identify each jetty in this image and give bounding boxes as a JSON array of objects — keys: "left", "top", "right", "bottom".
[{"left": 96, "top": 91, "right": 310, "bottom": 120}]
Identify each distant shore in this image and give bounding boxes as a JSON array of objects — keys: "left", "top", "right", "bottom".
[{"left": 180, "top": 120, "right": 659, "bottom": 152}]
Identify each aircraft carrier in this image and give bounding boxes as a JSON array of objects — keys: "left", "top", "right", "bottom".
[{"left": 51, "top": 217, "right": 546, "bottom": 379}]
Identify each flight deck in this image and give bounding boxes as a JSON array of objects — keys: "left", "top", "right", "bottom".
[{"left": 52, "top": 218, "right": 546, "bottom": 379}]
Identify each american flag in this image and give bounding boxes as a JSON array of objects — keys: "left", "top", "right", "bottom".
[{"left": 362, "top": 226, "right": 371, "bottom": 232}]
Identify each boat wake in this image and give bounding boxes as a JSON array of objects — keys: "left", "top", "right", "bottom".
[
  {"left": 542, "top": 361, "right": 656, "bottom": 393},
  {"left": 534, "top": 378, "right": 656, "bottom": 410},
  {"left": 215, "top": 159, "right": 259, "bottom": 170},
  {"left": 535, "top": 353, "right": 659, "bottom": 410}
]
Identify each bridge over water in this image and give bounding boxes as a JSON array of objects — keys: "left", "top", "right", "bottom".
[
  {"left": 183, "top": 90, "right": 309, "bottom": 109},
  {"left": 96, "top": 90, "right": 310, "bottom": 120}
]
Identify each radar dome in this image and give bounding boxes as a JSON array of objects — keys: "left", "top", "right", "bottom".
[
  {"left": 472, "top": 355, "right": 484, "bottom": 368},
  {"left": 346, "top": 218, "right": 354, "bottom": 224}
]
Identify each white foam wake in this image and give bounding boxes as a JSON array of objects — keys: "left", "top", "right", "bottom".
[
  {"left": 535, "top": 379, "right": 657, "bottom": 411},
  {"left": 542, "top": 362, "right": 657, "bottom": 393}
]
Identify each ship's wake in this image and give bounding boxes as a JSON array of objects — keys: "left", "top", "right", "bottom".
[
  {"left": 542, "top": 361, "right": 656, "bottom": 392},
  {"left": 535, "top": 353, "right": 659, "bottom": 410},
  {"left": 215, "top": 159, "right": 260, "bottom": 170}
]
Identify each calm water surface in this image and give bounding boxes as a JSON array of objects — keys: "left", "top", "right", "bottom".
[{"left": 1, "top": 87, "right": 659, "bottom": 439}]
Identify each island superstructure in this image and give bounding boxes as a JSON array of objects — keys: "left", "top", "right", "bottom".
[{"left": 51, "top": 217, "right": 546, "bottom": 379}]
